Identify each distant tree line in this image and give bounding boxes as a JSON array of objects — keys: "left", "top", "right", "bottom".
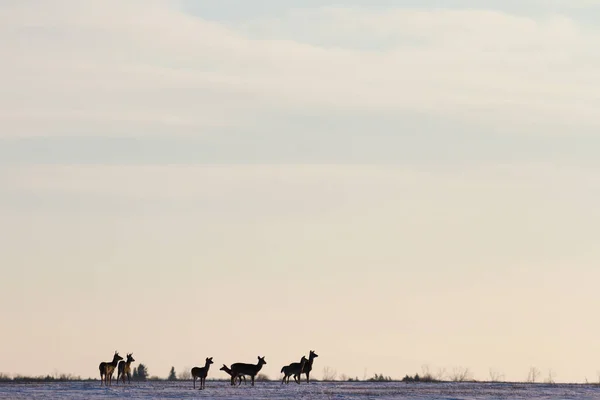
[{"left": 368, "top": 373, "right": 393, "bottom": 382}]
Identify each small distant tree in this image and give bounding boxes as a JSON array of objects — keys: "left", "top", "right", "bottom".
[
  {"left": 449, "top": 366, "right": 472, "bottom": 382},
  {"left": 545, "top": 369, "right": 555, "bottom": 384},
  {"left": 489, "top": 368, "right": 505, "bottom": 382},
  {"left": 168, "top": 367, "right": 177, "bottom": 381},
  {"left": 178, "top": 368, "right": 192, "bottom": 380},
  {"left": 134, "top": 364, "right": 148, "bottom": 381},
  {"left": 256, "top": 373, "right": 270, "bottom": 381},
  {"left": 435, "top": 368, "right": 446, "bottom": 381},
  {"left": 322, "top": 366, "right": 338, "bottom": 381},
  {"left": 421, "top": 365, "right": 434, "bottom": 381},
  {"left": 527, "top": 367, "right": 540, "bottom": 383}
]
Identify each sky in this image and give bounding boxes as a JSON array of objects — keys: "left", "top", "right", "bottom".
[{"left": 1, "top": 0, "right": 600, "bottom": 383}]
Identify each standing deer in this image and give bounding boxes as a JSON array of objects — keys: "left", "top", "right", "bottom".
[
  {"left": 99, "top": 351, "right": 123, "bottom": 386},
  {"left": 116, "top": 353, "right": 135, "bottom": 384},
  {"left": 191, "top": 357, "right": 214, "bottom": 390},
  {"left": 281, "top": 356, "right": 307, "bottom": 384},
  {"left": 294, "top": 350, "right": 318, "bottom": 384},
  {"left": 220, "top": 364, "right": 246, "bottom": 385},
  {"left": 229, "top": 356, "right": 266, "bottom": 386}
]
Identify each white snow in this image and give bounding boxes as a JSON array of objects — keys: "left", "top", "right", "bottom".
[{"left": 0, "top": 381, "right": 599, "bottom": 399}]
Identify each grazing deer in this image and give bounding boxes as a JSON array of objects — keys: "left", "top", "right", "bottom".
[
  {"left": 116, "top": 353, "right": 135, "bottom": 384},
  {"left": 99, "top": 351, "right": 123, "bottom": 386},
  {"left": 191, "top": 357, "right": 214, "bottom": 390},
  {"left": 294, "top": 350, "right": 318, "bottom": 384},
  {"left": 229, "top": 356, "right": 266, "bottom": 386},
  {"left": 220, "top": 364, "right": 246, "bottom": 385},
  {"left": 281, "top": 356, "right": 307, "bottom": 384}
]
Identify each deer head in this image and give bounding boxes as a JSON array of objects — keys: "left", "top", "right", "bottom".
[
  {"left": 257, "top": 356, "right": 267, "bottom": 365},
  {"left": 113, "top": 351, "right": 124, "bottom": 362}
]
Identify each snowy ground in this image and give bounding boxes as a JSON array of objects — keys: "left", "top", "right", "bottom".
[{"left": 0, "top": 381, "right": 599, "bottom": 399}]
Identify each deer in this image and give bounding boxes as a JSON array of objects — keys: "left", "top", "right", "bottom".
[
  {"left": 116, "top": 353, "right": 135, "bottom": 384},
  {"left": 220, "top": 364, "right": 246, "bottom": 385},
  {"left": 229, "top": 356, "right": 266, "bottom": 386},
  {"left": 191, "top": 357, "right": 213, "bottom": 390},
  {"left": 99, "top": 351, "right": 123, "bottom": 386},
  {"left": 281, "top": 356, "right": 307, "bottom": 384},
  {"left": 294, "top": 350, "right": 318, "bottom": 384}
]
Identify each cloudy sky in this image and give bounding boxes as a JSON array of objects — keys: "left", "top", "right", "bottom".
[{"left": 1, "top": 0, "right": 600, "bottom": 383}]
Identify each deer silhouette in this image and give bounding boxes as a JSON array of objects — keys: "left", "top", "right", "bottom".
[
  {"left": 294, "top": 350, "right": 318, "bottom": 383},
  {"left": 99, "top": 351, "right": 123, "bottom": 386},
  {"left": 281, "top": 356, "right": 307, "bottom": 384},
  {"left": 191, "top": 357, "right": 213, "bottom": 390},
  {"left": 116, "top": 353, "right": 135, "bottom": 384},
  {"left": 220, "top": 364, "right": 246, "bottom": 385},
  {"left": 229, "top": 356, "right": 266, "bottom": 386}
]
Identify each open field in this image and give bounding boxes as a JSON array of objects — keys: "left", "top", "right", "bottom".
[{"left": 0, "top": 381, "right": 599, "bottom": 399}]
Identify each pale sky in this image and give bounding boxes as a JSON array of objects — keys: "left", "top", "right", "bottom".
[{"left": 1, "top": 0, "right": 600, "bottom": 383}]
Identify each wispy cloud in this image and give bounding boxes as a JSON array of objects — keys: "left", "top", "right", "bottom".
[{"left": 1, "top": 0, "right": 599, "bottom": 140}]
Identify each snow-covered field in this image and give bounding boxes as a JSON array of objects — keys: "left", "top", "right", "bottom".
[{"left": 0, "top": 381, "right": 599, "bottom": 399}]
